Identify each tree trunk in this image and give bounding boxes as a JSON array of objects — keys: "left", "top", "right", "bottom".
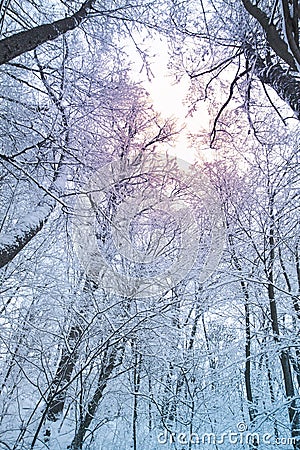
[
  {"left": 46, "top": 324, "right": 83, "bottom": 422},
  {"left": 244, "top": 43, "right": 300, "bottom": 119},
  {"left": 227, "top": 230, "right": 257, "bottom": 438},
  {"left": 265, "top": 352, "right": 279, "bottom": 440},
  {"left": 0, "top": 151, "right": 67, "bottom": 269},
  {"left": 241, "top": 0, "right": 297, "bottom": 69},
  {"left": 267, "top": 197, "right": 300, "bottom": 448},
  {"left": 68, "top": 345, "right": 119, "bottom": 450},
  {"left": 278, "top": 245, "right": 300, "bottom": 389},
  {"left": 0, "top": 193, "right": 56, "bottom": 269},
  {"left": 45, "top": 279, "right": 98, "bottom": 423},
  {"left": 243, "top": 278, "right": 258, "bottom": 446},
  {"left": 0, "top": 0, "right": 95, "bottom": 66},
  {"left": 132, "top": 341, "right": 142, "bottom": 450}
]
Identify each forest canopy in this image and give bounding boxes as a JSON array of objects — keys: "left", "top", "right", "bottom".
[{"left": 0, "top": 1, "right": 300, "bottom": 449}]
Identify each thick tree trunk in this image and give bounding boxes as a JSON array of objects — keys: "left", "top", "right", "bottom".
[
  {"left": 0, "top": 195, "right": 56, "bottom": 269},
  {"left": 0, "top": 2, "right": 94, "bottom": 267},
  {"left": 46, "top": 324, "right": 83, "bottom": 422},
  {"left": 0, "top": 0, "right": 95, "bottom": 66},
  {"left": 0, "top": 154, "right": 67, "bottom": 269},
  {"left": 244, "top": 43, "right": 300, "bottom": 119},
  {"left": 241, "top": 0, "right": 297, "bottom": 69}
]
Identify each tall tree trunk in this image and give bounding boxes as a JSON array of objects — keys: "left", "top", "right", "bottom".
[
  {"left": 68, "top": 345, "right": 120, "bottom": 450},
  {"left": 243, "top": 280, "right": 258, "bottom": 450},
  {"left": 267, "top": 196, "right": 300, "bottom": 448},
  {"left": 45, "top": 278, "right": 98, "bottom": 423},
  {"left": 227, "top": 231, "right": 257, "bottom": 437},
  {"left": 265, "top": 351, "right": 280, "bottom": 440},
  {"left": 132, "top": 341, "right": 142, "bottom": 450},
  {"left": 28, "top": 279, "right": 97, "bottom": 449},
  {"left": 278, "top": 245, "right": 300, "bottom": 389},
  {"left": 46, "top": 324, "right": 83, "bottom": 422}
]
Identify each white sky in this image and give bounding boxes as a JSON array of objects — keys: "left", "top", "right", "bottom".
[{"left": 128, "top": 36, "right": 212, "bottom": 163}]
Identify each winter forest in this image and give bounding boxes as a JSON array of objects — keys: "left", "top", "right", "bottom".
[{"left": 1, "top": 1, "right": 300, "bottom": 449}]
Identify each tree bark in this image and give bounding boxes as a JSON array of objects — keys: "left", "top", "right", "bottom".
[
  {"left": 68, "top": 345, "right": 119, "bottom": 450},
  {"left": 0, "top": 0, "right": 95, "bottom": 66},
  {"left": 241, "top": 0, "right": 297, "bottom": 70},
  {"left": 278, "top": 245, "right": 300, "bottom": 390},
  {"left": 227, "top": 230, "right": 257, "bottom": 433},
  {"left": 46, "top": 324, "right": 83, "bottom": 422},
  {"left": 0, "top": 195, "right": 56, "bottom": 269},
  {"left": 45, "top": 279, "right": 98, "bottom": 423},
  {"left": 132, "top": 342, "right": 142, "bottom": 450},
  {"left": 267, "top": 196, "right": 300, "bottom": 448},
  {"left": 244, "top": 43, "right": 300, "bottom": 119},
  {"left": 242, "top": 278, "right": 258, "bottom": 437},
  {"left": 0, "top": 154, "right": 67, "bottom": 269},
  {"left": 265, "top": 352, "right": 280, "bottom": 440}
]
